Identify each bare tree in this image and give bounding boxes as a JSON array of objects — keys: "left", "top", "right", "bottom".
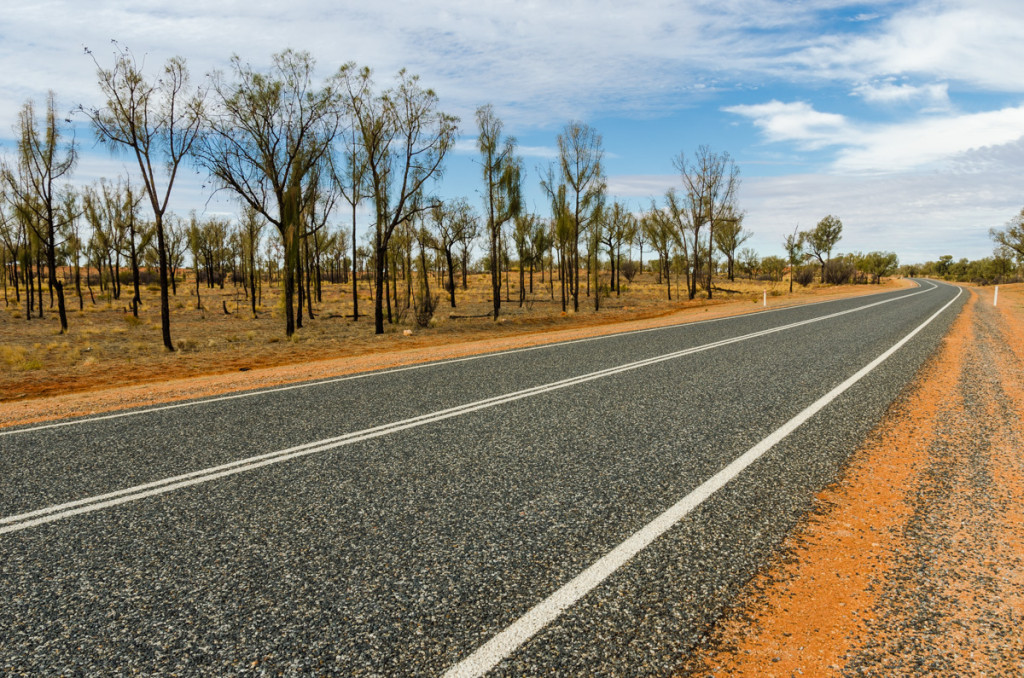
[
  {"left": 642, "top": 207, "right": 679, "bottom": 299},
  {"left": 1, "top": 94, "right": 78, "bottom": 332},
  {"left": 83, "top": 44, "right": 204, "bottom": 350},
  {"left": 334, "top": 126, "right": 369, "bottom": 321},
  {"left": 431, "top": 198, "right": 474, "bottom": 308},
  {"left": 674, "top": 146, "right": 739, "bottom": 300},
  {"left": 476, "top": 104, "right": 522, "bottom": 320},
  {"left": 545, "top": 121, "right": 605, "bottom": 313},
  {"left": 194, "top": 49, "right": 341, "bottom": 336},
  {"left": 340, "top": 65, "right": 458, "bottom": 334},
  {"left": 600, "top": 201, "right": 635, "bottom": 295},
  {"left": 164, "top": 213, "right": 187, "bottom": 295},
  {"left": 239, "top": 205, "right": 266, "bottom": 316}
]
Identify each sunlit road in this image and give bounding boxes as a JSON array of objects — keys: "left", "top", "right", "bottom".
[{"left": 0, "top": 280, "right": 963, "bottom": 675}]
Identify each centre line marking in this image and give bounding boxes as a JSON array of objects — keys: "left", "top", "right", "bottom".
[
  {"left": 1, "top": 283, "right": 941, "bottom": 536},
  {"left": 443, "top": 284, "right": 962, "bottom": 678}
]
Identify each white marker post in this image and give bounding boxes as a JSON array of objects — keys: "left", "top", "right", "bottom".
[
  {"left": 763, "top": 289, "right": 767, "bottom": 307},
  {"left": 994, "top": 285, "right": 999, "bottom": 307}
]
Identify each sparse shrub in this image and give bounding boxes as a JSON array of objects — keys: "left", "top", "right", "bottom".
[
  {"left": 415, "top": 293, "right": 439, "bottom": 328},
  {"left": 824, "top": 259, "right": 855, "bottom": 285},
  {"left": 794, "top": 266, "right": 816, "bottom": 287},
  {"left": 620, "top": 260, "right": 639, "bottom": 283}
]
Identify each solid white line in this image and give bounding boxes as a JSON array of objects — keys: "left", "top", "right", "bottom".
[
  {"left": 443, "top": 284, "right": 962, "bottom": 678},
  {"left": 0, "top": 282, "right": 942, "bottom": 535},
  {"left": 0, "top": 282, "right": 929, "bottom": 438}
]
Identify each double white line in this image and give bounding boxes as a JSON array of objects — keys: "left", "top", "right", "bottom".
[{"left": 1, "top": 285, "right": 934, "bottom": 537}]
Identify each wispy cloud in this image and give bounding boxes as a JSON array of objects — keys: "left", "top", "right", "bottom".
[
  {"left": 785, "top": 1, "right": 1024, "bottom": 91},
  {"left": 725, "top": 98, "right": 1024, "bottom": 173},
  {"left": 723, "top": 101, "right": 852, "bottom": 150},
  {"left": 851, "top": 81, "right": 949, "bottom": 107}
]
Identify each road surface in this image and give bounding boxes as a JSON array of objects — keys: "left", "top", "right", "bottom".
[{"left": 0, "top": 280, "right": 963, "bottom": 675}]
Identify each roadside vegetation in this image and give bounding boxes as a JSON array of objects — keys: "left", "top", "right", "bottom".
[{"left": 4, "top": 43, "right": 1022, "bottom": 387}]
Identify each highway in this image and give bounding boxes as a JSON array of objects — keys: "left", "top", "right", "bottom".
[{"left": 0, "top": 280, "right": 964, "bottom": 675}]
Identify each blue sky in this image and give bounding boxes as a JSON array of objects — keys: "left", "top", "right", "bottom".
[{"left": 2, "top": 0, "right": 1023, "bottom": 262}]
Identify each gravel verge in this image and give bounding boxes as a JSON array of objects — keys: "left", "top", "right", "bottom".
[{"left": 678, "top": 283, "right": 1024, "bottom": 676}]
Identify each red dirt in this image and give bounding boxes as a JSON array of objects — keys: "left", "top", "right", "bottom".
[
  {"left": 678, "top": 282, "right": 1024, "bottom": 676},
  {"left": 1, "top": 277, "right": 905, "bottom": 428}
]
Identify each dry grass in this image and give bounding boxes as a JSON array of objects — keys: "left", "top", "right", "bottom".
[{"left": 1, "top": 269, "right": 901, "bottom": 403}]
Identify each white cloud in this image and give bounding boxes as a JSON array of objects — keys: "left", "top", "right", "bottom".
[
  {"left": 851, "top": 81, "right": 949, "bottom": 107},
  {"left": 835, "top": 106, "right": 1024, "bottom": 172},
  {"left": 726, "top": 98, "right": 1024, "bottom": 173},
  {"left": 788, "top": 0, "right": 1024, "bottom": 91},
  {"left": 723, "top": 100, "right": 852, "bottom": 149}
]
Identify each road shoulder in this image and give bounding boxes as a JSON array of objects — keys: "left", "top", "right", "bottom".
[{"left": 677, "top": 282, "right": 1024, "bottom": 675}]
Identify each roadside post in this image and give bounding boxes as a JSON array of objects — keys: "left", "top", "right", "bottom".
[{"left": 994, "top": 285, "right": 999, "bottom": 307}]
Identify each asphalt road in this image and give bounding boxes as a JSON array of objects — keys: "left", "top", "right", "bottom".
[{"left": 0, "top": 280, "right": 964, "bottom": 676}]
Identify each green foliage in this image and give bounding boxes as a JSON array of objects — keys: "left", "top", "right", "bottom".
[{"left": 761, "top": 255, "right": 786, "bottom": 282}]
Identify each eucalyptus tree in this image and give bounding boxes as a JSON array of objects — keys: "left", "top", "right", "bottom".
[
  {"left": 738, "top": 247, "right": 760, "bottom": 279},
  {"left": 528, "top": 216, "right": 550, "bottom": 294},
  {"left": 990, "top": 208, "right": 1024, "bottom": 262},
  {"left": 642, "top": 207, "right": 678, "bottom": 299},
  {"left": 454, "top": 204, "right": 480, "bottom": 291},
  {"left": 1, "top": 94, "right": 77, "bottom": 332},
  {"left": 164, "top": 213, "right": 187, "bottom": 295},
  {"left": 860, "top": 251, "right": 898, "bottom": 284},
  {"left": 82, "top": 180, "right": 126, "bottom": 298},
  {"left": 632, "top": 225, "right": 647, "bottom": 273},
  {"left": 713, "top": 206, "right": 749, "bottom": 281},
  {"left": 476, "top": 104, "right": 522, "bottom": 320},
  {"left": 340, "top": 65, "right": 458, "bottom": 334},
  {"left": 600, "top": 201, "right": 636, "bottom": 295},
  {"left": 116, "top": 178, "right": 147, "bottom": 316},
  {"left": 541, "top": 178, "right": 574, "bottom": 311},
  {"left": 544, "top": 121, "right": 605, "bottom": 312},
  {"left": 334, "top": 126, "right": 369, "bottom": 320},
  {"left": 512, "top": 213, "right": 540, "bottom": 307},
  {"left": 431, "top": 198, "right": 474, "bottom": 307},
  {"left": 783, "top": 226, "right": 805, "bottom": 293},
  {"left": 84, "top": 44, "right": 205, "bottom": 350},
  {"left": 804, "top": 214, "right": 843, "bottom": 283},
  {"left": 194, "top": 49, "right": 342, "bottom": 336},
  {"left": 297, "top": 157, "right": 341, "bottom": 321},
  {"left": 674, "top": 146, "right": 739, "bottom": 299},
  {"left": 661, "top": 192, "right": 692, "bottom": 295},
  {"left": 239, "top": 205, "right": 266, "bottom": 316},
  {"left": 0, "top": 196, "right": 21, "bottom": 304}
]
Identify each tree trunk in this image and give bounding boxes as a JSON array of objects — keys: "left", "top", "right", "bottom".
[
  {"left": 445, "top": 248, "right": 456, "bottom": 308},
  {"left": 665, "top": 254, "right": 672, "bottom": 301},
  {"left": 304, "top": 235, "right": 315, "bottom": 320},
  {"left": 352, "top": 202, "right": 359, "bottom": 321},
  {"left": 129, "top": 224, "right": 141, "bottom": 318},
  {"left": 47, "top": 245, "right": 68, "bottom": 333}
]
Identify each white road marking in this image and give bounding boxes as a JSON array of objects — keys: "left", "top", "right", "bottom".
[
  {"left": 0, "top": 284, "right": 941, "bottom": 535},
  {"left": 443, "top": 284, "right": 962, "bottom": 678},
  {"left": 0, "top": 282, "right": 926, "bottom": 437}
]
